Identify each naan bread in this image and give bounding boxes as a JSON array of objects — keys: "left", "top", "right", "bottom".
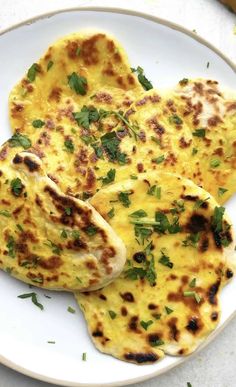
[
  {"left": 76, "top": 173, "right": 235, "bottom": 364},
  {"left": 0, "top": 149, "right": 126, "bottom": 291},
  {"left": 171, "top": 78, "right": 236, "bottom": 203},
  {"left": 8, "top": 32, "right": 143, "bottom": 196}
]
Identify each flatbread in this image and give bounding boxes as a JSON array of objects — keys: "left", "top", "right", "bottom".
[
  {"left": 0, "top": 150, "right": 126, "bottom": 291},
  {"left": 76, "top": 173, "right": 235, "bottom": 364}
]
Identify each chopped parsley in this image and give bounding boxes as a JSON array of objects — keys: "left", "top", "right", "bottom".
[
  {"left": 76, "top": 276, "right": 82, "bottom": 283},
  {"left": 67, "top": 306, "right": 76, "bottom": 314},
  {"left": 194, "top": 197, "right": 209, "bottom": 210},
  {"left": 211, "top": 206, "right": 232, "bottom": 247},
  {"left": 152, "top": 155, "right": 165, "bottom": 164},
  {"left": 65, "top": 207, "right": 72, "bottom": 216},
  {"left": 169, "top": 114, "right": 183, "bottom": 125},
  {"left": 73, "top": 106, "right": 99, "bottom": 129},
  {"left": 98, "top": 169, "right": 116, "bottom": 186},
  {"left": 44, "top": 240, "right": 62, "bottom": 255},
  {"left": 210, "top": 158, "right": 221, "bottom": 168},
  {"left": 47, "top": 341, "right": 56, "bottom": 344},
  {"left": 0, "top": 210, "right": 11, "bottom": 217},
  {"left": 32, "top": 119, "right": 45, "bottom": 128},
  {"left": 147, "top": 185, "right": 161, "bottom": 199},
  {"left": 118, "top": 191, "right": 132, "bottom": 207},
  {"left": 18, "top": 292, "right": 44, "bottom": 310},
  {"left": 82, "top": 352, "right": 87, "bottom": 361},
  {"left": 189, "top": 278, "right": 196, "bottom": 288},
  {"left": 151, "top": 136, "right": 161, "bottom": 146},
  {"left": 71, "top": 230, "right": 80, "bottom": 240},
  {"left": 129, "top": 209, "right": 147, "bottom": 218},
  {"left": 150, "top": 338, "right": 165, "bottom": 347},
  {"left": 192, "top": 128, "right": 206, "bottom": 138},
  {"left": 108, "top": 310, "right": 117, "bottom": 320},
  {"left": 27, "top": 63, "right": 39, "bottom": 82},
  {"left": 218, "top": 187, "right": 228, "bottom": 197},
  {"left": 9, "top": 133, "right": 32, "bottom": 149},
  {"left": 47, "top": 60, "right": 54, "bottom": 71},
  {"left": 183, "top": 291, "right": 201, "bottom": 303},
  {"left": 130, "top": 174, "right": 138, "bottom": 180},
  {"left": 170, "top": 199, "right": 185, "bottom": 214},
  {"left": 125, "top": 255, "right": 156, "bottom": 286},
  {"left": 85, "top": 225, "right": 97, "bottom": 236},
  {"left": 192, "top": 147, "right": 198, "bottom": 155},
  {"left": 68, "top": 72, "right": 87, "bottom": 95},
  {"left": 155, "top": 211, "right": 181, "bottom": 234},
  {"left": 76, "top": 47, "right": 81, "bottom": 56},
  {"left": 91, "top": 142, "right": 104, "bottom": 159},
  {"left": 61, "top": 229, "right": 68, "bottom": 239},
  {"left": 11, "top": 178, "right": 23, "bottom": 197},
  {"left": 179, "top": 78, "right": 189, "bottom": 86},
  {"left": 131, "top": 66, "right": 153, "bottom": 90},
  {"left": 16, "top": 224, "right": 24, "bottom": 232},
  {"left": 165, "top": 306, "right": 173, "bottom": 315},
  {"left": 7, "top": 236, "right": 16, "bottom": 258},
  {"left": 158, "top": 250, "right": 173, "bottom": 268},
  {"left": 140, "top": 320, "right": 153, "bottom": 330},
  {"left": 80, "top": 135, "right": 96, "bottom": 145},
  {"left": 182, "top": 233, "right": 200, "bottom": 248},
  {"left": 101, "top": 131, "right": 127, "bottom": 164},
  {"left": 107, "top": 207, "right": 115, "bottom": 219},
  {"left": 64, "top": 139, "right": 75, "bottom": 153}
]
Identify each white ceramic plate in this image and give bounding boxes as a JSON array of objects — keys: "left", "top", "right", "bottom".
[{"left": 0, "top": 7, "right": 236, "bottom": 387}]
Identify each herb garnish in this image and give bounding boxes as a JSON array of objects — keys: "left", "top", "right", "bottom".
[
  {"left": 158, "top": 250, "right": 173, "bottom": 268},
  {"left": 85, "top": 225, "right": 97, "bottom": 236},
  {"left": 108, "top": 310, "right": 117, "bottom": 320},
  {"left": 47, "top": 341, "right": 56, "bottom": 344},
  {"left": 68, "top": 72, "right": 87, "bottom": 95},
  {"left": 129, "top": 209, "right": 147, "bottom": 218},
  {"left": 125, "top": 250, "right": 156, "bottom": 286},
  {"left": 169, "top": 114, "right": 183, "bottom": 125},
  {"left": 107, "top": 207, "right": 115, "bottom": 219},
  {"left": 11, "top": 178, "right": 23, "bottom": 196},
  {"left": 183, "top": 291, "right": 201, "bottom": 303},
  {"left": 44, "top": 240, "right": 62, "bottom": 255},
  {"left": 131, "top": 66, "right": 153, "bottom": 90},
  {"left": 32, "top": 119, "right": 45, "bottom": 128},
  {"left": 0, "top": 210, "right": 11, "bottom": 217},
  {"left": 147, "top": 185, "right": 161, "bottom": 199},
  {"left": 73, "top": 106, "right": 99, "bottom": 129},
  {"left": 101, "top": 131, "right": 127, "bottom": 164},
  {"left": 192, "top": 128, "right": 206, "bottom": 138},
  {"left": 47, "top": 60, "right": 54, "bottom": 71},
  {"left": 64, "top": 139, "right": 75, "bottom": 153},
  {"left": 218, "top": 187, "right": 228, "bottom": 197},
  {"left": 27, "top": 63, "right": 39, "bottom": 82},
  {"left": 182, "top": 233, "right": 200, "bottom": 248},
  {"left": 18, "top": 292, "right": 44, "bottom": 310},
  {"left": 150, "top": 338, "right": 165, "bottom": 347},
  {"left": 140, "top": 320, "right": 153, "bottom": 330},
  {"left": 152, "top": 155, "right": 165, "bottom": 164},
  {"left": 7, "top": 236, "right": 16, "bottom": 258},
  {"left": 210, "top": 158, "right": 221, "bottom": 168},
  {"left": 82, "top": 352, "right": 87, "bottom": 361},
  {"left": 118, "top": 191, "right": 132, "bottom": 207},
  {"left": 98, "top": 169, "right": 116, "bottom": 186},
  {"left": 189, "top": 278, "right": 196, "bottom": 288},
  {"left": 194, "top": 197, "right": 210, "bottom": 210},
  {"left": 165, "top": 306, "right": 173, "bottom": 315},
  {"left": 67, "top": 306, "right": 76, "bottom": 314},
  {"left": 65, "top": 207, "right": 72, "bottom": 216},
  {"left": 192, "top": 147, "right": 198, "bottom": 155},
  {"left": 9, "top": 133, "right": 32, "bottom": 149}
]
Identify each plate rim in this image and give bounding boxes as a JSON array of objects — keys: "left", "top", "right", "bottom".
[{"left": 0, "top": 5, "right": 236, "bottom": 387}]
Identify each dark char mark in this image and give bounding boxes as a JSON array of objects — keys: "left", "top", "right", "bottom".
[
  {"left": 124, "top": 352, "right": 159, "bottom": 364},
  {"left": 208, "top": 280, "right": 221, "bottom": 305}
]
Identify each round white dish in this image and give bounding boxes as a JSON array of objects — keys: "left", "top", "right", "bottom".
[{"left": 0, "top": 7, "right": 236, "bottom": 387}]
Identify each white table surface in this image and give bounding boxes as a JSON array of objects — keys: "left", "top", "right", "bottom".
[{"left": 0, "top": 1, "right": 236, "bottom": 386}]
